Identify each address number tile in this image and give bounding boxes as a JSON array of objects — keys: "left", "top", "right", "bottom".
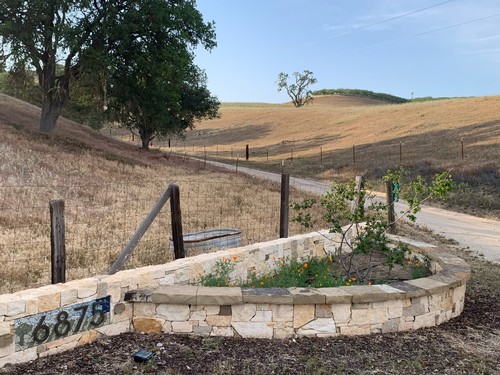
[{"left": 14, "top": 296, "right": 111, "bottom": 351}]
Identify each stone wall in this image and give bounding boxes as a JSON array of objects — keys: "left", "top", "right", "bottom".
[{"left": 0, "top": 230, "right": 470, "bottom": 367}]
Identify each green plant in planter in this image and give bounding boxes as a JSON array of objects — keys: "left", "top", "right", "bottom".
[
  {"left": 243, "top": 256, "right": 345, "bottom": 288},
  {"left": 198, "top": 257, "right": 235, "bottom": 287},
  {"left": 405, "top": 255, "right": 432, "bottom": 279},
  {"left": 292, "top": 168, "right": 454, "bottom": 282}
]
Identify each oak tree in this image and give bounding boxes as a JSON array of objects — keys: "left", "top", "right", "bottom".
[
  {"left": 0, "top": 0, "right": 218, "bottom": 138},
  {"left": 0, "top": 0, "right": 113, "bottom": 133},
  {"left": 277, "top": 70, "right": 317, "bottom": 107},
  {"left": 101, "top": 0, "right": 219, "bottom": 149}
]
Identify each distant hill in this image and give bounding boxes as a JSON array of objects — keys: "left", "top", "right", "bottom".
[{"left": 312, "top": 89, "right": 409, "bottom": 104}]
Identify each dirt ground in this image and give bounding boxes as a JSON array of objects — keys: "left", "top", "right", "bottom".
[{"left": 1, "top": 236, "right": 498, "bottom": 375}]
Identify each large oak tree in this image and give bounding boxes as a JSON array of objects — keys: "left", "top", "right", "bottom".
[
  {"left": 0, "top": 0, "right": 218, "bottom": 137},
  {"left": 101, "top": 0, "right": 219, "bottom": 149},
  {"left": 0, "top": 0, "right": 110, "bottom": 133}
]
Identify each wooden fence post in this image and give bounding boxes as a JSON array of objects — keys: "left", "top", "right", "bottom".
[
  {"left": 246, "top": 144, "right": 249, "bottom": 160},
  {"left": 170, "top": 184, "right": 185, "bottom": 259},
  {"left": 108, "top": 185, "right": 174, "bottom": 274},
  {"left": 386, "top": 181, "right": 396, "bottom": 233},
  {"left": 280, "top": 174, "right": 290, "bottom": 238},
  {"left": 50, "top": 200, "right": 66, "bottom": 284},
  {"left": 350, "top": 176, "right": 363, "bottom": 215}
]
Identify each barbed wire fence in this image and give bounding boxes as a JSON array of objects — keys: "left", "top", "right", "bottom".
[
  {"left": 0, "top": 177, "right": 317, "bottom": 294},
  {"left": 106, "top": 127, "right": 494, "bottom": 177}
]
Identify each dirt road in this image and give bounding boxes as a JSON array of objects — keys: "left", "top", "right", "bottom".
[{"left": 205, "top": 159, "right": 500, "bottom": 264}]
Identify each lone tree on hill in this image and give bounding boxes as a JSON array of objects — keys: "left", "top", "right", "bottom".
[
  {"left": 0, "top": 0, "right": 218, "bottom": 137},
  {"left": 277, "top": 70, "right": 317, "bottom": 107}
]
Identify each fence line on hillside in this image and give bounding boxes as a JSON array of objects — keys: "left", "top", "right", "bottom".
[
  {"left": 107, "top": 129, "right": 495, "bottom": 175},
  {"left": 0, "top": 176, "right": 315, "bottom": 294}
]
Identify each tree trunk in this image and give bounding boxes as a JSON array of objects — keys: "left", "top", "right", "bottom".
[
  {"left": 39, "top": 98, "right": 63, "bottom": 134},
  {"left": 139, "top": 128, "right": 153, "bottom": 150}
]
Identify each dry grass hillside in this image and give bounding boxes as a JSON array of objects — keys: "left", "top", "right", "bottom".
[
  {"left": 185, "top": 95, "right": 499, "bottom": 168},
  {"left": 0, "top": 93, "right": 315, "bottom": 292},
  {"left": 172, "top": 95, "right": 499, "bottom": 218},
  {"left": 0, "top": 95, "right": 499, "bottom": 375}
]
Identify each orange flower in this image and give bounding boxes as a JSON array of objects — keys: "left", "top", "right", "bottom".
[
  {"left": 232, "top": 255, "right": 238, "bottom": 261},
  {"left": 351, "top": 277, "right": 357, "bottom": 281},
  {"left": 303, "top": 263, "right": 309, "bottom": 269}
]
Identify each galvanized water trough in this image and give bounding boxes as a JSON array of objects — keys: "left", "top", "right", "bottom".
[{"left": 170, "top": 228, "right": 241, "bottom": 252}]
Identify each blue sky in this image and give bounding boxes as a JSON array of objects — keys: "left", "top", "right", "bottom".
[{"left": 194, "top": 0, "right": 500, "bottom": 103}]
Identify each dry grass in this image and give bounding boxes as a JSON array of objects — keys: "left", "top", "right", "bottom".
[
  {"left": 1, "top": 92, "right": 498, "bottom": 292},
  {"left": 155, "top": 95, "right": 499, "bottom": 218},
  {"left": 0, "top": 94, "right": 316, "bottom": 293}
]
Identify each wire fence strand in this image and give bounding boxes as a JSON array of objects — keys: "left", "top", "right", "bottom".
[{"left": 0, "top": 177, "right": 317, "bottom": 293}]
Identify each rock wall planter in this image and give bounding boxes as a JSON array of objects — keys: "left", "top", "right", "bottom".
[
  {"left": 0, "top": 230, "right": 470, "bottom": 368},
  {"left": 125, "top": 245, "right": 469, "bottom": 339}
]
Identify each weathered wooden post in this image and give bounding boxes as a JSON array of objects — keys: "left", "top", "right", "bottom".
[
  {"left": 170, "top": 184, "right": 185, "bottom": 259},
  {"left": 50, "top": 200, "right": 66, "bottom": 284},
  {"left": 280, "top": 174, "right": 290, "bottom": 238},
  {"left": 108, "top": 185, "right": 175, "bottom": 274},
  {"left": 386, "top": 181, "right": 396, "bottom": 233},
  {"left": 350, "top": 176, "right": 363, "bottom": 215}
]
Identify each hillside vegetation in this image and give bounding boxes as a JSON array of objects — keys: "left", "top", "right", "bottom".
[
  {"left": 313, "top": 88, "right": 409, "bottom": 103},
  {"left": 2, "top": 91, "right": 499, "bottom": 220}
]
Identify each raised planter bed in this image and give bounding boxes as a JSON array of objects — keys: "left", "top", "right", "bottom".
[
  {"left": 125, "top": 241, "right": 470, "bottom": 338},
  {"left": 0, "top": 230, "right": 470, "bottom": 367}
]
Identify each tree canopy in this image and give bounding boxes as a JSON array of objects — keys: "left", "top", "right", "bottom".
[
  {"left": 100, "top": 0, "right": 219, "bottom": 149},
  {"left": 0, "top": 0, "right": 111, "bottom": 133},
  {"left": 277, "top": 70, "right": 317, "bottom": 107},
  {"left": 0, "top": 0, "right": 218, "bottom": 139}
]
